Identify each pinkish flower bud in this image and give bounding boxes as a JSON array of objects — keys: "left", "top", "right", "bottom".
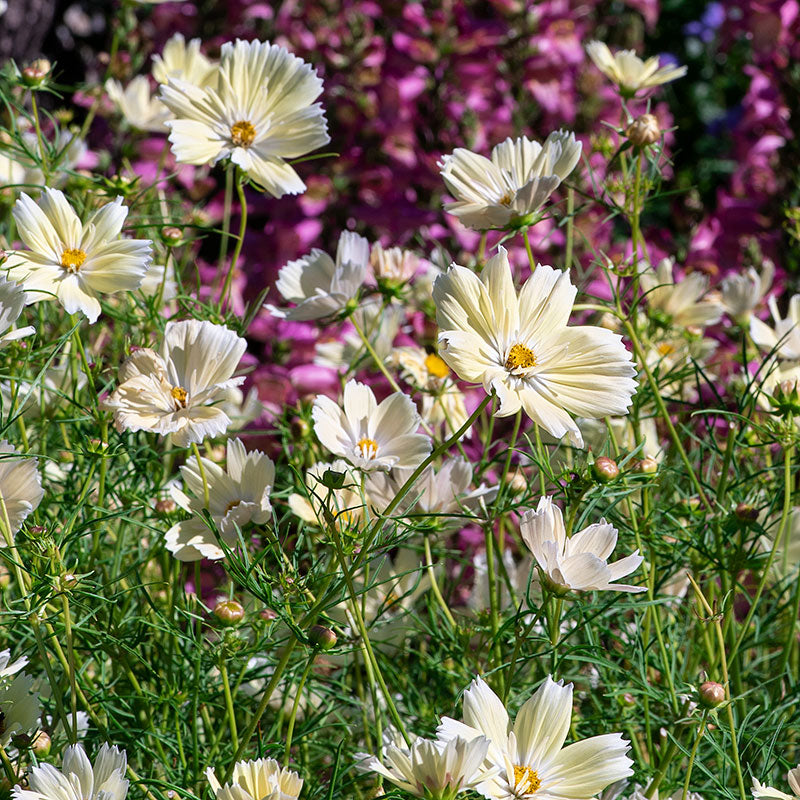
[
  {"left": 32, "top": 730, "right": 51, "bottom": 756},
  {"left": 214, "top": 599, "right": 245, "bottom": 626},
  {"left": 161, "top": 227, "right": 183, "bottom": 246},
  {"left": 307, "top": 624, "right": 337, "bottom": 651},
  {"left": 156, "top": 499, "right": 177, "bottom": 515},
  {"left": 626, "top": 114, "right": 661, "bottom": 147},
  {"left": 698, "top": 681, "right": 725, "bottom": 708},
  {"left": 592, "top": 457, "right": 619, "bottom": 483},
  {"left": 634, "top": 457, "right": 659, "bottom": 475},
  {"left": 21, "top": 59, "right": 51, "bottom": 87},
  {"left": 734, "top": 502, "right": 758, "bottom": 523}
]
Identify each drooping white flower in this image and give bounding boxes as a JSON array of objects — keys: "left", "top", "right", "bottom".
[
  {"left": 585, "top": 41, "right": 687, "bottom": 94},
  {"left": 433, "top": 247, "right": 637, "bottom": 447},
  {"left": 138, "top": 262, "right": 178, "bottom": 302},
  {"left": 165, "top": 438, "right": 275, "bottom": 561},
  {"left": 312, "top": 380, "right": 431, "bottom": 472},
  {"left": 160, "top": 38, "right": 329, "bottom": 197},
  {"left": 519, "top": 496, "right": 645, "bottom": 594},
  {"left": 751, "top": 295, "right": 800, "bottom": 361},
  {"left": 267, "top": 231, "right": 369, "bottom": 321},
  {"left": 0, "top": 670, "right": 39, "bottom": 746},
  {"left": 0, "top": 441, "right": 43, "bottom": 537},
  {"left": 105, "top": 320, "right": 246, "bottom": 447},
  {"left": 0, "top": 276, "right": 34, "bottom": 348},
  {"left": 370, "top": 242, "right": 420, "bottom": 284},
  {"left": 288, "top": 459, "right": 367, "bottom": 532},
  {"left": 639, "top": 259, "right": 723, "bottom": 330},
  {"left": 5, "top": 189, "right": 152, "bottom": 323},
  {"left": 14, "top": 745, "right": 127, "bottom": 800},
  {"left": 356, "top": 733, "right": 492, "bottom": 800},
  {"left": 105, "top": 76, "right": 169, "bottom": 132},
  {"left": 437, "top": 675, "right": 633, "bottom": 800},
  {"left": 151, "top": 33, "right": 217, "bottom": 86},
  {"left": 206, "top": 758, "right": 302, "bottom": 800},
  {"left": 752, "top": 766, "right": 800, "bottom": 800},
  {"left": 439, "top": 131, "right": 582, "bottom": 231},
  {"left": 720, "top": 262, "right": 774, "bottom": 323}
]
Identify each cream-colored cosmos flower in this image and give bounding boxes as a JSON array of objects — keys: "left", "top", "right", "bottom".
[
  {"left": 5, "top": 189, "right": 152, "bottom": 323},
  {"left": 105, "top": 320, "right": 246, "bottom": 447},
  {"left": 370, "top": 242, "right": 419, "bottom": 284},
  {"left": 0, "top": 670, "right": 39, "bottom": 746},
  {"left": 160, "top": 38, "right": 329, "bottom": 197},
  {"left": 165, "top": 438, "right": 275, "bottom": 561},
  {"left": 639, "top": 259, "right": 723, "bottom": 330},
  {"left": 438, "top": 675, "right": 633, "bottom": 800},
  {"left": 585, "top": 41, "right": 687, "bottom": 94},
  {"left": 152, "top": 33, "right": 217, "bottom": 86},
  {"left": 288, "top": 459, "right": 367, "bottom": 532},
  {"left": 433, "top": 247, "right": 637, "bottom": 447},
  {"left": 13, "top": 744, "right": 128, "bottom": 800},
  {"left": 356, "top": 733, "right": 492, "bottom": 800},
  {"left": 720, "top": 261, "right": 774, "bottom": 323},
  {"left": 520, "top": 496, "right": 645, "bottom": 594},
  {"left": 105, "top": 76, "right": 169, "bottom": 132},
  {"left": 268, "top": 231, "right": 369, "bottom": 321},
  {"left": 0, "top": 441, "right": 44, "bottom": 537},
  {"left": 0, "top": 276, "right": 34, "bottom": 348},
  {"left": 750, "top": 295, "right": 800, "bottom": 361},
  {"left": 207, "top": 758, "right": 302, "bottom": 800},
  {"left": 752, "top": 766, "right": 800, "bottom": 800},
  {"left": 312, "top": 380, "right": 431, "bottom": 472},
  {"left": 439, "top": 131, "right": 582, "bottom": 231}
]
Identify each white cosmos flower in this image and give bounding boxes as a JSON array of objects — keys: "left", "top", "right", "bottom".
[
  {"left": 752, "top": 767, "right": 800, "bottom": 800},
  {"left": 370, "top": 242, "right": 420, "bottom": 284},
  {"left": 207, "top": 758, "right": 302, "bottom": 800},
  {"left": 356, "top": 733, "right": 492, "bottom": 800},
  {"left": 152, "top": 33, "right": 217, "bottom": 86},
  {"left": 750, "top": 295, "right": 800, "bottom": 361},
  {"left": 585, "top": 41, "right": 687, "bottom": 94},
  {"left": 5, "top": 189, "right": 152, "bottom": 323},
  {"left": 288, "top": 459, "right": 367, "bottom": 532},
  {"left": 13, "top": 744, "right": 128, "bottom": 800},
  {"left": 0, "top": 276, "right": 34, "bottom": 347},
  {"left": 720, "top": 261, "right": 774, "bottom": 323},
  {"left": 105, "top": 76, "right": 169, "bottom": 132},
  {"left": 0, "top": 670, "right": 39, "bottom": 746},
  {"left": 165, "top": 438, "right": 275, "bottom": 561},
  {"left": 312, "top": 380, "right": 431, "bottom": 472},
  {"left": 437, "top": 675, "right": 633, "bottom": 800},
  {"left": 0, "top": 441, "right": 44, "bottom": 537},
  {"left": 519, "top": 496, "right": 645, "bottom": 594},
  {"left": 0, "top": 649, "right": 28, "bottom": 680},
  {"left": 639, "top": 259, "right": 722, "bottom": 330},
  {"left": 439, "top": 131, "right": 582, "bottom": 231},
  {"left": 159, "top": 38, "right": 329, "bottom": 197},
  {"left": 267, "top": 231, "right": 369, "bottom": 321},
  {"left": 433, "top": 247, "right": 637, "bottom": 447},
  {"left": 105, "top": 320, "right": 246, "bottom": 447}
]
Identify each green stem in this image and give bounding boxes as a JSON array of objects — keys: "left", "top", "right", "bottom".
[
  {"left": 190, "top": 442, "right": 210, "bottom": 507},
  {"left": 681, "top": 711, "right": 708, "bottom": 800},
  {"left": 220, "top": 170, "right": 248, "bottom": 311},
  {"left": 423, "top": 533, "right": 456, "bottom": 627},
  {"left": 564, "top": 187, "right": 574, "bottom": 272},
  {"left": 283, "top": 650, "right": 317, "bottom": 767},
  {"left": 522, "top": 229, "right": 535, "bottom": 270},
  {"left": 219, "top": 659, "right": 240, "bottom": 751}
]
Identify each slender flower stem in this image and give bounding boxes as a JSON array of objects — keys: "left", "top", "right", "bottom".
[
  {"left": 219, "top": 659, "right": 240, "bottom": 751},
  {"left": 217, "top": 166, "right": 234, "bottom": 270},
  {"left": 190, "top": 442, "right": 210, "bottom": 507},
  {"left": 681, "top": 711, "right": 708, "bottom": 800},
  {"left": 423, "top": 533, "right": 456, "bottom": 627},
  {"left": 61, "top": 592, "right": 79, "bottom": 741},
  {"left": 477, "top": 231, "right": 487, "bottom": 269},
  {"left": 564, "top": 187, "right": 575, "bottom": 272},
  {"left": 523, "top": 229, "right": 535, "bottom": 270},
  {"left": 30, "top": 92, "right": 49, "bottom": 180},
  {"left": 284, "top": 649, "right": 317, "bottom": 767},
  {"left": 220, "top": 169, "right": 248, "bottom": 311}
]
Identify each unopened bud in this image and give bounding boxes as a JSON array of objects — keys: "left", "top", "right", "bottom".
[
  {"left": 32, "top": 730, "right": 51, "bottom": 756},
  {"left": 214, "top": 599, "right": 245, "bottom": 626},
  {"left": 156, "top": 498, "right": 176, "bottom": 515},
  {"left": 307, "top": 624, "right": 337, "bottom": 651},
  {"left": 161, "top": 226, "right": 183, "bottom": 246},
  {"left": 290, "top": 417, "right": 310, "bottom": 440},
  {"left": 626, "top": 114, "right": 661, "bottom": 148},
  {"left": 259, "top": 607, "right": 277, "bottom": 621},
  {"left": 734, "top": 502, "right": 758, "bottom": 523},
  {"left": 60, "top": 573, "right": 79, "bottom": 590},
  {"left": 633, "top": 457, "right": 658, "bottom": 475},
  {"left": 507, "top": 468, "right": 528, "bottom": 494},
  {"left": 21, "top": 59, "right": 52, "bottom": 87},
  {"left": 698, "top": 681, "right": 725, "bottom": 708},
  {"left": 592, "top": 457, "right": 619, "bottom": 483},
  {"left": 621, "top": 692, "right": 636, "bottom": 707}
]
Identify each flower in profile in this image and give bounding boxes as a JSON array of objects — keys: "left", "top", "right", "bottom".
[
  {"left": 356, "top": 731, "right": 492, "bottom": 800},
  {"left": 0, "top": 276, "right": 34, "bottom": 348},
  {"left": 0, "top": 668, "right": 39, "bottom": 746},
  {"left": 585, "top": 41, "right": 687, "bottom": 94},
  {"left": 267, "top": 231, "right": 369, "bottom": 321},
  {"left": 5, "top": 189, "right": 152, "bottom": 323},
  {"left": 105, "top": 320, "right": 246, "bottom": 447},
  {"left": 439, "top": 131, "right": 582, "bottom": 231},
  {"left": 752, "top": 766, "right": 800, "bottom": 800},
  {"left": 151, "top": 33, "right": 217, "bottom": 86},
  {"left": 519, "top": 496, "right": 645, "bottom": 594},
  {"left": 312, "top": 380, "right": 431, "bottom": 472},
  {"left": 720, "top": 261, "right": 774, "bottom": 323},
  {"left": 639, "top": 259, "right": 722, "bottom": 330},
  {"left": 750, "top": 294, "right": 800, "bottom": 360},
  {"left": 288, "top": 460, "right": 367, "bottom": 532},
  {"left": 437, "top": 675, "right": 633, "bottom": 800},
  {"left": 433, "top": 247, "right": 637, "bottom": 447},
  {"left": 165, "top": 438, "right": 275, "bottom": 561},
  {"left": 13, "top": 744, "right": 128, "bottom": 800},
  {"left": 370, "top": 242, "right": 420, "bottom": 285},
  {"left": 0, "top": 441, "right": 44, "bottom": 537},
  {"left": 160, "top": 38, "right": 330, "bottom": 197},
  {"left": 105, "top": 76, "right": 169, "bottom": 132},
  {"left": 206, "top": 758, "right": 302, "bottom": 800}
]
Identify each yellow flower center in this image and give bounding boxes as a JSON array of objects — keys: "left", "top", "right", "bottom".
[
  {"left": 424, "top": 353, "right": 450, "bottom": 379},
  {"left": 224, "top": 500, "right": 241, "bottom": 515},
  {"left": 356, "top": 437, "right": 379, "bottom": 460},
  {"left": 171, "top": 386, "right": 188, "bottom": 408},
  {"left": 657, "top": 342, "right": 676, "bottom": 356},
  {"left": 513, "top": 765, "right": 541, "bottom": 795},
  {"left": 499, "top": 191, "right": 515, "bottom": 206},
  {"left": 60, "top": 248, "right": 87, "bottom": 272},
  {"left": 505, "top": 343, "right": 537, "bottom": 371},
  {"left": 230, "top": 120, "right": 257, "bottom": 148}
]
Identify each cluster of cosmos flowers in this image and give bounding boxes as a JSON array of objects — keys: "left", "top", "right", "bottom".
[{"left": 0, "top": 3, "right": 798, "bottom": 800}]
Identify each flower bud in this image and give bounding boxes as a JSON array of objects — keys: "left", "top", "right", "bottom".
[
  {"left": 307, "top": 624, "right": 337, "bottom": 651},
  {"left": 259, "top": 607, "right": 277, "bottom": 621},
  {"left": 21, "top": 59, "right": 52, "bottom": 87},
  {"left": 161, "top": 227, "right": 184, "bottom": 246},
  {"left": 214, "top": 599, "right": 245, "bottom": 626},
  {"left": 290, "top": 416, "right": 310, "bottom": 440},
  {"left": 60, "top": 573, "right": 79, "bottom": 590},
  {"left": 626, "top": 114, "right": 661, "bottom": 147},
  {"left": 156, "top": 498, "right": 177, "bottom": 515},
  {"left": 32, "top": 730, "right": 51, "bottom": 757},
  {"left": 698, "top": 681, "right": 725, "bottom": 708},
  {"left": 592, "top": 456, "right": 619, "bottom": 483},
  {"left": 633, "top": 457, "right": 658, "bottom": 475},
  {"left": 734, "top": 502, "right": 758, "bottom": 523},
  {"left": 621, "top": 692, "right": 636, "bottom": 707}
]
